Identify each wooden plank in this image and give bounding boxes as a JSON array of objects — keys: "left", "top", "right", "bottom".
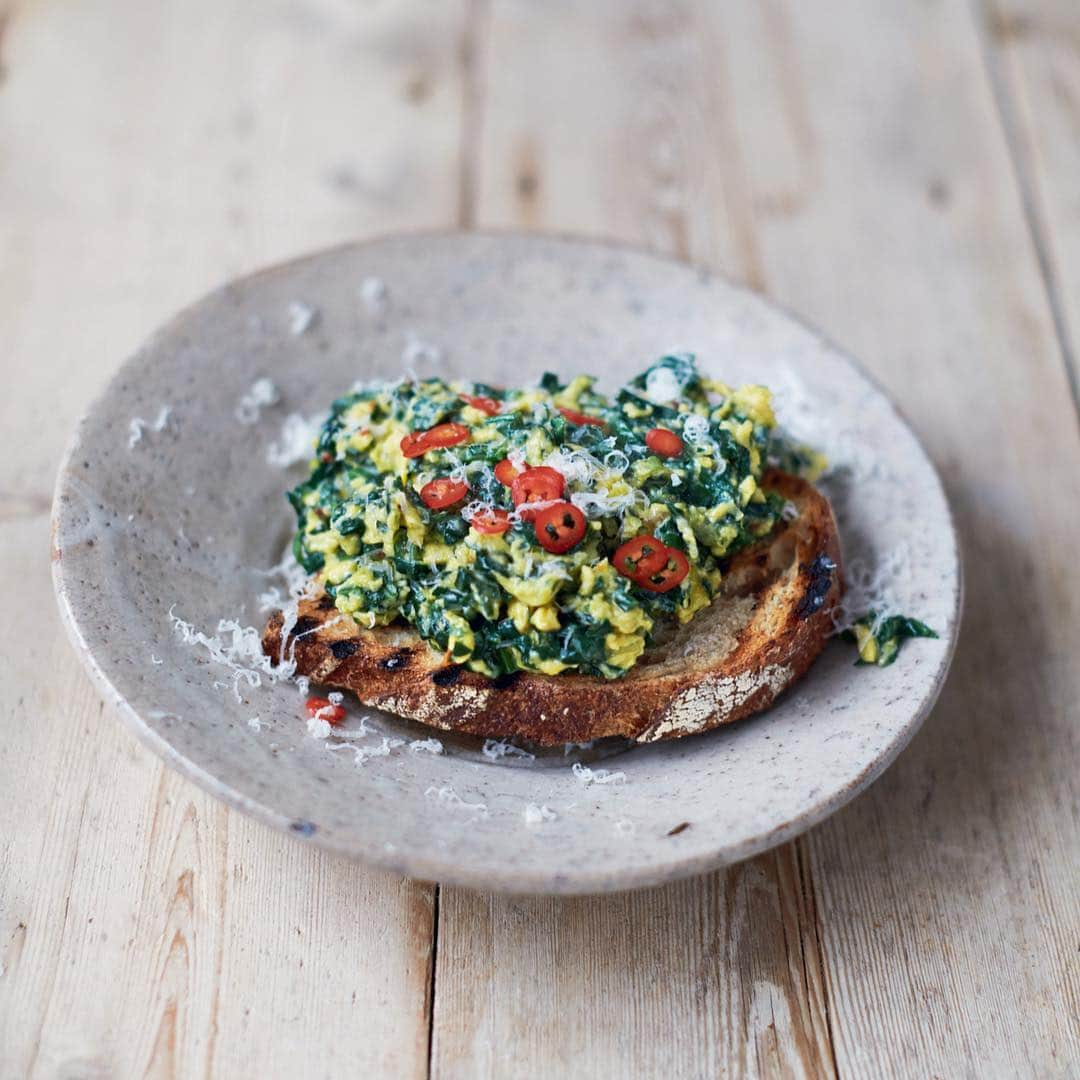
[
  {"left": 432, "top": 0, "right": 1080, "bottom": 1076},
  {"left": 693, "top": 2, "right": 1080, "bottom": 1076},
  {"left": 434, "top": 846, "right": 834, "bottom": 1079},
  {"left": 979, "top": 0, "right": 1080, "bottom": 413},
  {"left": 0, "top": 0, "right": 468, "bottom": 505},
  {"left": 433, "top": 3, "right": 835, "bottom": 1077},
  {"left": 0, "top": 0, "right": 468, "bottom": 1074}
]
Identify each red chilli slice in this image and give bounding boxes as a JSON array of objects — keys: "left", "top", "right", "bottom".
[
  {"left": 400, "top": 422, "right": 470, "bottom": 459},
  {"left": 460, "top": 394, "right": 501, "bottom": 416},
  {"left": 636, "top": 548, "right": 690, "bottom": 593},
  {"left": 558, "top": 406, "right": 605, "bottom": 428},
  {"left": 420, "top": 477, "right": 469, "bottom": 510},
  {"left": 534, "top": 501, "right": 587, "bottom": 554},
  {"left": 494, "top": 458, "right": 520, "bottom": 486},
  {"left": 645, "top": 427, "right": 685, "bottom": 458},
  {"left": 470, "top": 506, "right": 512, "bottom": 535},
  {"left": 510, "top": 466, "right": 565, "bottom": 521},
  {"left": 612, "top": 535, "right": 669, "bottom": 581},
  {"left": 305, "top": 696, "right": 345, "bottom": 725}
]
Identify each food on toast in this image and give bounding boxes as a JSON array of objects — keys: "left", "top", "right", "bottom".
[{"left": 261, "top": 355, "right": 854, "bottom": 742}]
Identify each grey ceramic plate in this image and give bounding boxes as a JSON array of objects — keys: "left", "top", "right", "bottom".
[{"left": 52, "top": 232, "right": 960, "bottom": 894}]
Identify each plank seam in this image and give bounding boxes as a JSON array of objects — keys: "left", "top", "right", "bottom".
[
  {"left": 973, "top": 0, "right": 1080, "bottom": 426},
  {"left": 426, "top": 3, "right": 488, "bottom": 1071},
  {"left": 23, "top": 747, "right": 99, "bottom": 1077},
  {"left": 0, "top": 7, "right": 11, "bottom": 86},
  {"left": 796, "top": 837, "right": 841, "bottom": 1079},
  {"left": 203, "top": 805, "right": 229, "bottom": 1078},
  {"left": 425, "top": 5, "right": 488, "bottom": 1073},
  {"left": 457, "top": 0, "right": 490, "bottom": 229},
  {"left": 425, "top": 885, "right": 441, "bottom": 1080}
]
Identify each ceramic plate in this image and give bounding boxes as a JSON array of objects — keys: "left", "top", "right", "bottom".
[{"left": 52, "top": 232, "right": 960, "bottom": 893}]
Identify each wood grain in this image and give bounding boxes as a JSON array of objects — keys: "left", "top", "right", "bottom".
[
  {"left": 434, "top": 3, "right": 839, "bottom": 1077},
  {"left": 433, "top": 846, "right": 835, "bottom": 1079},
  {"left": 0, "top": 0, "right": 469, "bottom": 1075},
  {"left": 3, "top": 0, "right": 1079, "bottom": 1076},
  {"left": 696, "top": 1, "right": 1080, "bottom": 1076},
  {"left": 979, "top": 0, "right": 1080, "bottom": 414},
  {"left": 431, "top": 0, "right": 1080, "bottom": 1077}
]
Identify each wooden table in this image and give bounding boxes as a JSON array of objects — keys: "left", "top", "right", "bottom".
[{"left": 2, "top": 1, "right": 1078, "bottom": 1076}]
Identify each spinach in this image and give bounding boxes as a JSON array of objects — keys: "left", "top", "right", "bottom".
[
  {"left": 455, "top": 439, "right": 507, "bottom": 465},
  {"left": 293, "top": 532, "right": 323, "bottom": 574},
  {"left": 330, "top": 506, "right": 365, "bottom": 535},
  {"left": 654, "top": 515, "right": 687, "bottom": 551},
  {"left": 556, "top": 618, "right": 611, "bottom": 670},
  {"left": 628, "top": 353, "right": 701, "bottom": 397},
  {"left": 431, "top": 512, "right": 469, "bottom": 545},
  {"left": 844, "top": 613, "right": 939, "bottom": 666}
]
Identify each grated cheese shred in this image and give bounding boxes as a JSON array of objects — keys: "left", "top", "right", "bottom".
[
  {"left": 128, "top": 405, "right": 171, "bottom": 449},
  {"left": 235, "top": 377, "right": 281, "bottom": 424},
  {"left": 571, "top": 762, "right": 627, "bottom": 786}
]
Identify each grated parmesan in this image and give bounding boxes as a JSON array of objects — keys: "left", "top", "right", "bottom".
[
  {"left": 644, "top": 365, "right": 683, "bottom": 404},
  {"left": 328, "top": 735, "right": 405, "bottom": 765},
  {"left": 541, "top": 446, "right": 607, "bottom": 487},
  {"left": 401, "top": 333, "right": 442, "bottom": 368},
  {"left": 266, "top": 412, "right": 327, "bottom": 468},
  {"left": 235, "top": 377, "right": 281, "bottom": 424},
  {"left": 170, "top": 547, "right": 320, "bottom": 716},
  {"left": 287, "top": 301, "right": 318, "bottom": 336},
  {"left": 570, "top": 490, "right": 638, "bottom": 519},
  {"left": 305, "top": 697, "right": 347, "bottom": 737},
  {"left": 360, "top": 276, "right": 388, "bottom": 311},
  {"left": 409, "top": 737, "right": 444, "bottom": 755},
  {"left": 128, "top": 405, "right": 171, "bottom": 449},
  {"left": 424, "top": 784, "right": 488, "bottom": 817},
  {"left": 831, "top": 547, "right": 914, "bottom": 636},
  {"left": 307, "top": 716, "right": 334, "bottom": 739},
  {"left": 523, "top": 803, "right": 558, "bottom": 826},
  {"left": 571, "top": 762, "right": 627, "bottom": 786},
  {"left": 481, "top": 739, "right": 536, "bottom": 762},
  {"left": 169, "top": 607, "right": 294, "bottom": 703}
]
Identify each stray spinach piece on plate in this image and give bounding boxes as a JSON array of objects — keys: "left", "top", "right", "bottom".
[{"left": 844, "top": 613, "right": 939, "bottom": 667}]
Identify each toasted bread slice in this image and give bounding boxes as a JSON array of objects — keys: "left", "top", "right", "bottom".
[{"left": 263, "top": 471, "right": 841, "bottom": 745}]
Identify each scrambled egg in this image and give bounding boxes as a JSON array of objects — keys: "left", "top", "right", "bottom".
[{"left": 289, "top": 355, "right": 793, "bottom": 679}]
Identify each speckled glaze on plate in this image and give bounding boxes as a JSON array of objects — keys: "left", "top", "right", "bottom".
[{"left": 52, "top": 232, "right": 961, "bottom": 894}]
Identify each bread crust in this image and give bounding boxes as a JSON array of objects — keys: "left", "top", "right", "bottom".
[{"left": 263, "top": 471, "right": 842, "bottom": 744}]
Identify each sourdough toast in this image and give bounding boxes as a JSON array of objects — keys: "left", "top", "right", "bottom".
[{"left": 263, "top": 471, "right": 841, "bottom": 744}]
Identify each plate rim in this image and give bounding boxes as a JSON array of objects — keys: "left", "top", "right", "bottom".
[{"left": 51, "top": 228, "right": 964, "bottom": 894}]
